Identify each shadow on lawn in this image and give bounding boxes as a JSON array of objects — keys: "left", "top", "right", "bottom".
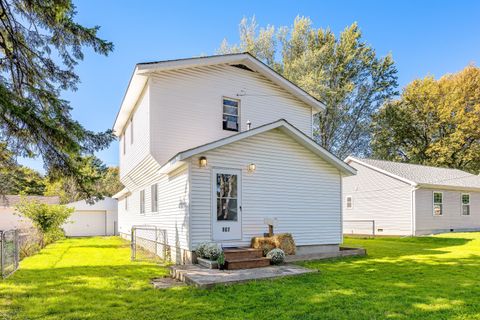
[{"left": 1, "top": 235, "right": 480, "bottom": 320}]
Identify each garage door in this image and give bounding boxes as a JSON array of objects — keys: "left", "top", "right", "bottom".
[{"left": 64, "top": 210, "right": 106, "bottom": 237}]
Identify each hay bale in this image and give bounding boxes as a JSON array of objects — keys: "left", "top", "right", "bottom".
[{"left": 251, "top": 233, "right": 296, "bottom": 255}]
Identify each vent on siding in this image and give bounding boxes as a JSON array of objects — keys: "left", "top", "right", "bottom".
[{"left": 230, "top": 64, "right": 254, "bottom": 72}]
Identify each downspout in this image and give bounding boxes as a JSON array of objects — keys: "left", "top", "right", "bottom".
[{"left": 411, "top": 186, "right": 419, "bottom": 236}]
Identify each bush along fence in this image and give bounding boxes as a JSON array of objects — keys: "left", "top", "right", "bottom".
[{"left": 0, "top": 228, "right": 43, "bottom": 278}]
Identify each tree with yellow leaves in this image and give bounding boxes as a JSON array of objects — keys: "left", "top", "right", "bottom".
[{"left": 371, "top": 65, "right": 480, "bottom": 173}]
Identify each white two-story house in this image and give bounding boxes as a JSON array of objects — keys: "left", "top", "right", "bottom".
[{"left": 113, "top": 53, "right": 356, "bottom": 263}]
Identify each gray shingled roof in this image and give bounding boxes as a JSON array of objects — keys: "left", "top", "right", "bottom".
[{"left": 349, "top": 157, "right": 480, "bottom": 189}]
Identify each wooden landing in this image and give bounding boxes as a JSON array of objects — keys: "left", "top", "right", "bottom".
[{"left": 223, "top": 247, "right": 270, "bottom": 270}]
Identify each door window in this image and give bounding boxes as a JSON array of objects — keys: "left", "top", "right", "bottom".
[{"left": 216, "top": 173, "right": 238, "bottom": 221}]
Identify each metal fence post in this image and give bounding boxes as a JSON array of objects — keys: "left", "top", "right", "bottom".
[
  {"left": 130, "top": 228, "right": 135, "bottom": 261},
  {"left": 14, "top": 229, "right": 19, "bottom": 270},
  {"left": 0, "top": 231, "right": 4, "bottom": 278}
]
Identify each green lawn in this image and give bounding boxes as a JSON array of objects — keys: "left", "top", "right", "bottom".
[{"left": 1, "top": 234, "right": 480, "bottom": 320}]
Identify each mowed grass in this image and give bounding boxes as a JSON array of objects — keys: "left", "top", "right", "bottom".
[{"left": 1, "top": 234, "right": 480, "bottom": 320}]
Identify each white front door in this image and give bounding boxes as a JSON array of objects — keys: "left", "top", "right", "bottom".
[{"left": 212, "top": 168, "right": 242, "bottom": 241}]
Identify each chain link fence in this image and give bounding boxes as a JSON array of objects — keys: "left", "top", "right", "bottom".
[
  {"left": 131, "top": 226, "right": 169, "bottom": 262},
  {"left": 1, "top": 228, "right": 43, "bottom": 278},
  {"left": 1, "top": 230, "right": 19, "bottom": 278},
  {"left": 343, "top": 220, "right": 376, "bottom": 236}
]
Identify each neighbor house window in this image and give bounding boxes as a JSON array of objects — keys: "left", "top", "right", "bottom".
[
  {"left": 346, "top": 196, "right": 353, "bottom": 209},
  {"left": 222, "top": 98, "right": 239, "bottom": 131},
  {"left": 433, "top": 192, "right": 443, "bottom": 216},
  {"left": 461, "top": 193, "right": 470, "bottom": 216},
  {"left": 151, "top": 184, "right": 158, "bottom": 212},
  {"left": 140, "top": 190, "right": 145, "bottom": 214},
  {"left": 130, "top": 117, "right": 134, "bottom": 144}
]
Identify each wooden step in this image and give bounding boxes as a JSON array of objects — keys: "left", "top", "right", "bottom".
[
  {"left": 225, "top": 257, "right": 271, "bottom": 270},
  {"left": 223, "top": 248, "right": 263, "bottom": 260}
]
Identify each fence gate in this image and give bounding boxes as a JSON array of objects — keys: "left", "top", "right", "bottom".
[
  {"left": 131, "top": 226, "right": 168, "bottom": 262},
  {"left": 0, "top": 230, "right": 19, "bottom": 278}
]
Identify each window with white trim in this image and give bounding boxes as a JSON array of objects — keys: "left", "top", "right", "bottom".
[
  {"left": 433, "top": 192, "right": 443, "bottom": 216},
  {"left": 346, "top": 196, "right": 353, "bottom": 209},
  {"left": 140, "top": 190, "right": 145, "bottom": 214},
  {"left": 151, "top": 184, "right": 158, "bottom": 212},
  {"left": 222, "top": 98, "right": 239, "bottom": 132},
  {"left": 461, "top": 193, "right": 470, "bottom": 216}
]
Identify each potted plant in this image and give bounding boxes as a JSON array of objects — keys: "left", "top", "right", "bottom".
[{"left": 217, "top": 251, "right": 226, "bottom": 270}]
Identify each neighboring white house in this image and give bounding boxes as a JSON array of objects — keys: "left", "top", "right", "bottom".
[
  {"left": 113, "top": 53, "right": 356, "bottom": 264},
  {"left": 0, "top": 195, "right": 60, "bottom": 231},
  {"left": 343, "top": 157, "right": 480, "bottom": 236},
  {"left": 64, "top": 197, "right": 118, "bottom": 237}
]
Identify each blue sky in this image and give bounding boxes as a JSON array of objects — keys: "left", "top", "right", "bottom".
[{"left": 20, "top": 0, "right": 480, "bottom": 172}]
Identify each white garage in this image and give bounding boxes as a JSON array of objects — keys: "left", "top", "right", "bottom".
[{"left": 63, "top": 197, "right": 118, "bottom": 237}]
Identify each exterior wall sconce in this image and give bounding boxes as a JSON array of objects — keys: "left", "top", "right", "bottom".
[
  {"left": 247, "top": 163, "right": 256, "bottom": 173},
  {"left": 199, "top": 156, "right": 207, "bottom": 168}
]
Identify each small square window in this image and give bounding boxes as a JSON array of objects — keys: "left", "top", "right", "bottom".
[{"left": 222, "top": 98, "right": 239, "bottom": 132}]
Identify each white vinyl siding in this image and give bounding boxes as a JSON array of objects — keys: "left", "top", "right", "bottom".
[
  {"left": 189, "top": 129, "right": 342, "bottom": 248},
  {"left": 342, "top": 161, "right": 413, "bottom": 235},
  {"left": 415, "top": 189, "right": 480, "bottom": 235},
  {"left": 149, "top": 64, "right": 313, "bottom": 166},
  {"left": 117, "top": 165, "right": 190, "bottom": 263},
  {"left": 119, "top": 84, "right": 150, "bottom": 183},
  {"left": 140, "top": 190, "right": 145, "bottom": 214}
]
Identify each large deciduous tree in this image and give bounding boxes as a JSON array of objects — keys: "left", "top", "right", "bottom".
[
  {"left": 371, "top": 65, "right": 480, "bottom": 173},
  {"left": 219, "top": 17, "right": 398, "bottom": 158},
  {"left": 0, "top": 0, "right": 114, "bottom": 200}
]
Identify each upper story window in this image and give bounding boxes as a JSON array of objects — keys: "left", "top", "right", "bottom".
[
  {"left": 346, "top": 196, "right": 353, "bottom": 209},
  {"left": 223, "top": 97, "right": 239, "bottom": 132},
  {"left": 140, "top": 189, "right": 145, "bottom": 214},
  {"left": 151, "top": 184, "right": 158, "bottom": 212},
  {"left": 461, "top": 193, "right": 470, "bottom": 216},
  {"left": 433, "top": 192, "right": 443, "bottom": 216}
]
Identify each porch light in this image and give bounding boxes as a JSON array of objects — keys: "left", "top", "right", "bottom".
[
  {"left": 247, "top": 163, "right": 256, "bottom": 173},
  {"left": 199, "top": 156, "right": 207, "bottom": 168}
]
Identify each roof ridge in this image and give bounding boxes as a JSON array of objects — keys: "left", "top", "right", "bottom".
[{"left": 356, "top": 157, "right": 472, "bottom": 175}]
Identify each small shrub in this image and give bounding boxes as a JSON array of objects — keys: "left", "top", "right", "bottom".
[
  {"left": 195, "top": 242, "right": 221, "bottom": 260},
  {"left": 267, "top": 248, "right": 285, "bottom": 265},
  {"left": 251, "top": 233, "right": 296, "bottom": 255}
]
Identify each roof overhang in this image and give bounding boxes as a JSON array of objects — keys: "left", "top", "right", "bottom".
[
  {"left": 112, "top": 53, "right": 326, "bottom": 135},
  {"left": 417, "top": 183, "right": 480, "bottom": 193},
  {"left": 112, "top": 188, "right": 130, "bottom": 199},
  {"left": 160, "top": 119, "right": 356, "bottom": 176}
]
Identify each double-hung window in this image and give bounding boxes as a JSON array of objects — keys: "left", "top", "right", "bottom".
[
  {"left": 433, "top": 192, "right": 443, "bottom": 216},
  {"left": 346, "top": 196, "right": 353, "bottom": 209},
  {"left": 222, "top": 98, "right": 239, "bottom": 132},
  {"left": 140, "top": 190, "right": 145, "bottom": 214},
  {"left": 461, "top": 193, "right": 470, "bottom": 216},
  {"left": 151, "top": 184, "right": 158, "bottom": 212}
]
